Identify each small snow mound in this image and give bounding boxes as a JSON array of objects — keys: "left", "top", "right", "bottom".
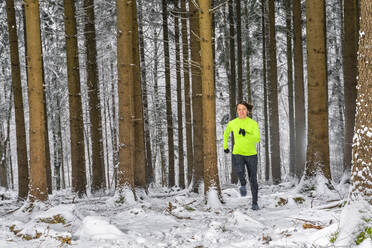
[
  {"left": 106, "top": 188, "right": 136, "bottom": 207},
  {"left": 209, "top": 220, "right": 223, "bottom": 229},
  {"left": 359, "top": 238, "right": 372, "bottom": 248},
  {"left": 295, "top": 174, "right": 339, "bottom": 200},
  {"left": 335, "top": 200, "right": 372, "bottom": 247},
  {"left": 232, "top": 210, "right": 264, "bottom": 228},
  {"left": 222, "top": 187, "right": 241, "bottom": 198},
  {"left": 36, "top": 204, "right": 75, "bottom": 222},
  {"left": 307, "top": 223, "right": 338, "bottom": 246},
  {"left": 74, "top": 216, "right": 125, "bottom": 240},
  {"left": 207, "top": 188, "right": 222, "bottom": 209},
  {"left": 129, "top": 208, "right": 145, "bottom": 216}
]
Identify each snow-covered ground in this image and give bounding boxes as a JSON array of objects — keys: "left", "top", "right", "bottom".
[{"left": 0, "top": 181, "right": 371, "bottom": 248}]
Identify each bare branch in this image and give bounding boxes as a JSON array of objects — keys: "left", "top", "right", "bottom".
[
  {"left": 190, "top": 0, "right": 201, "bottom": 12},
  {"left": 210, "top": 0, "right": 230, "bottom": 13}
]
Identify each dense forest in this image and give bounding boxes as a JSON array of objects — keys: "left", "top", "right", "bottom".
[{"left": 0, "top": 0, "right": 370, "bottom": 206}]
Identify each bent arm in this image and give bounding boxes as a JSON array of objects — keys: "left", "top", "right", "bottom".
[{"left": 223, "top": 123, "right": 232, "bottom": 149}]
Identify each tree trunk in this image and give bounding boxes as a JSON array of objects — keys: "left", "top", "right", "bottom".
[
  {"left": 138, "top": 0, "right": 154, "bottom": 186},
  {"left": 174, "top": 1, "right": 185, "bottom": 189},
  {"left": 285, "top": 0, "right": 295, "bottom": 179},
  {"left": 305, "top": 0, "right": 331, "bottom": 180},
  {"left": 268, "top": 0, "right": 281, "bottom": 184},
  {"left": 293, "top": 0, "right": 306, "bottom": 179},
  {"left": 5, "top": 0, "right": 29, "bottom": 199},
  {"left": 132, "top": 0, "right": 147, "bottom": 189},
  {"left": 43, "top": 95, "right": 52, "bottom": 194},
  {"left": 199, "top": 0, "right": 222, "bottom": 201},
  {"left": 103, "top": 95, "right": 110, "bottom": 189},
  {"left": 162, "top": 0, "right": 175, "bottom": 187},
  {"left": 228, "top": 0, "right": 236, "bottom": 112},
  {"left": 261, "top": 0, "right": 270, "bottom": 182},
  {"left": 0, "top": 107, "right": 9, "bottom": 188},
  {"left": 350, "top": 0, "right": 372, "bottom": 204},
  {"left": 24, "top": 3, "right": 52, "bottom": 195},
  {"left": 111, "top": 65, "right": 119, "bottom": 189},
  {"left": 64, "top": 0, "right": 87, "bottom": 197},
  {"left": 116, "top": 0, "right": 137, "bottom": 199},
  {"left": 5, "top": 100, "right": 13, "bottom": 189},
  {"left": 4, "top": 102, "right": 13, "bottom": 189},
  {"left": 343, "top": 0, "right": 359, "bottom": 175},
  {"left": 0, "top": 90, "right": 13, "bottom": 189},
  {"left": 181, "top": 0, "right": 193, "bottom": 189},
  {"left": 53, "top": 96, "right": 64, "bottom": 190},
  {"left": 24, "top": 0, "right": 48, "bottom": 201},
  {"left": 244, "top": 1, "right": 252, "bottom": 103},
  {"left": 190, "top": 0, "right": 204, "bottom": 192},
  {"left": 152, "top": 26, "right": 167, "bottom": 187},
  {"left": 84, "top": 0, "right": 105, "bottom": 193},
  {"left": 228, "top": 0, "right": 238, "bottom": 184},
  {"left": 35, "top": 5, "right": 53, "bottom": 195},
  {"left": 53, "top": 128, "right": 61, "bottom": 190},
  {"left": 236, "top": 0, "right": 243, "bottom": 102}
]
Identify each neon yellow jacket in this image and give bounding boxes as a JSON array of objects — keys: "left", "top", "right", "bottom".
[{"left": 223, "top": 117, "right": 260, "bottom": 156}]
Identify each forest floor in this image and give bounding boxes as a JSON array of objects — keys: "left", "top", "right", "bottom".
[{"left": 0, "top": 179, "right": 371, "bottom": 248}]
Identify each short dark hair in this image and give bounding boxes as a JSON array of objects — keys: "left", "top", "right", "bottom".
[{"left": 236, "top": 101, "right": 253, "bottom": 112}]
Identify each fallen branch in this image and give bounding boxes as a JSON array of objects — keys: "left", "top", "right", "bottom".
[
  {"left": 291, "top": 217, "right": 325, "bottom": 229},
  {"left": 210, "top": 0, "right": 230, "bottom": 13},
  {"left": 292, "top": 217, "right": 319, "bottom": 225},
  {"left": 182, "top": 199, "right": 197, "bottom": 207},
  {"left": 302, "top": 223, "right": 323, "bottom": 230},
  {"left": 317, "top": 200, "right": 345, "bottom": 210},
  {"left": 0, "top": 206, "right": 21, "bottom": 217}
]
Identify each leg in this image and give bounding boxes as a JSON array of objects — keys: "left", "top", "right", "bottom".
[
  {"left": 232, "top": 155, "right": 246, "bottom": 186},
  {"left": 232, "top": 155, "right": 247, "bottom": 196},
  {"left": 245, "top": 155, "right": 258, "bottom": 205}
]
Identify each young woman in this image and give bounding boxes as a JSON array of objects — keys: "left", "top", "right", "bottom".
[{"left": 223, "top": 101, "right": 260, "bottom": 210}]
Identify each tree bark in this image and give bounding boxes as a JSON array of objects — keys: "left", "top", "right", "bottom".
[
  {"left": 174, "top": 1, "right": 185, "bottom": 189},
  {"left": 181, "top": 0, "right": 193, "bottom": 189},
  {"left": 190, "top": 0, "right": 204, "bottom": 192},
  {"left": 228, "top": 0, "right": 238, "bottom": 184},
  {"left": 285, "top": 0, "right": 295, "bottom": 179},
  {"left": 84, "top": 0, "right": 105, "bottom": 193},
  {"left": 152, "top": 26, "right": 166, "bottom": 187},
  {"left": 244, "top": 1, "right": 252, "bottom": 103},
  {"left": 162, "top": 0, "right": 175, "bottom": 187},
  {"left": 64, "top": 0, "right": 87, "bottom": 197},
  {"left": 268, "top": 0, "right": 281, "bottom": 184},
  {"left": 199, "top": 0, "right": 222, "bottom": 201},
  {"left": 350, "top": 0, "right": 372, "bottom": 204},
  {"left": 6, "top": 0, "right": 29, "bottom": 199},
  {"left": 152, "top": 26, "right": 167, "bottom": 187},
  {"left": 116, "top": 0, "right": 136, "bottom": 198},
  {"left": 293, "top": 0, "right": 306, "bottom": 179},
  {"left": 305, "top": 0, "right": 331, "bottom": 180},
  {"left": 138, "top": 0, "right": 154, "bottom": 186},
  {"left": 53, "top": 124, "right": 61, "bottom": 190},
  {"left": 111, "top": 64, "right": 119, "bottom": 189},
  {"left": 343, "top": 0, "right": 359, "bottom": 175},
  {"left": 132, "top": 0, "right": 147, "bottom": 189},
  {"left": 261, "top": 0, "right": 270, "bottom": 182},
  {"left": 24, "top": 0, "right": 48, "bottom": 201},
  {"left": 0, "top": 98, "right": 10, "bottom": 188},
  {"left": 236, "top": 0, "right": 243, "bottom": 102}
]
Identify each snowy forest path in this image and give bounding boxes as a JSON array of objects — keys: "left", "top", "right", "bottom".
[{"left": 0, "top": 182, "right": 350, "bottom": 247}]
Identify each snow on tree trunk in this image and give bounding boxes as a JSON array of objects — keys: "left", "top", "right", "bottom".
[{"left": 350, "top": 0, "right": 372, "bottom": 204}]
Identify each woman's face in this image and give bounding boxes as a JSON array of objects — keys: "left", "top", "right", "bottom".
[{"left": 237, "top": 104, "right": 248, "bottom": 119}]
